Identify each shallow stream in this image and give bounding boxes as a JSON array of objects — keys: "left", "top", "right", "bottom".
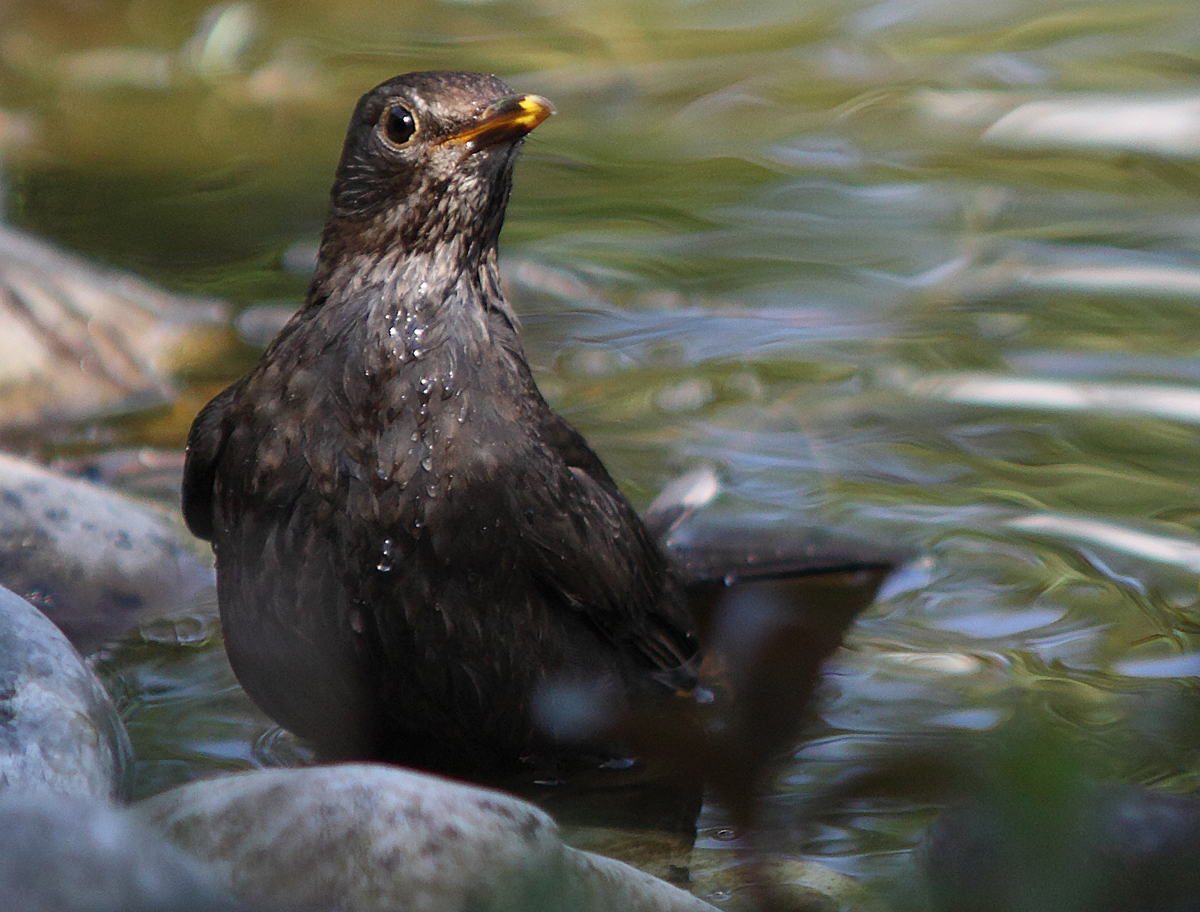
[{"left": 7, "top": 0, "right": 1200, "bottom": 907}]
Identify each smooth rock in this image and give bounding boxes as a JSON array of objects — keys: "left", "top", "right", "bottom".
[
  {"left": 0, "top": 792, "right": 255, "bottom": 912},
  {"left": 136, "top": 764, "right": 716, "bottom": 912},
  {"left": 0, "top": 452, "right": 214, "bottom": 652},
  {"left": 0, "top": 585, "right": 129, "bottom": 800},
  {"left": 0, "top": 224, "right": 227, "bottom": 434}
]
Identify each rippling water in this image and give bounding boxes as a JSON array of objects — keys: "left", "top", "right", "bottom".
[{"left": 7, "top": 0, "right": 1200, "bottom": 906}]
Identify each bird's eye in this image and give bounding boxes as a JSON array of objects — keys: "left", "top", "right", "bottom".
[{"left": 382, "top": 105, "right": 417, "bottom": 147}]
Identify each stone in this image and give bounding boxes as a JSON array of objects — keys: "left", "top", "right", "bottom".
[
  {"left": 0, "top": 792, "right": 254, "bottom": 912},
  {"left": 136, "top": 763, "right": 716, "bottom": 912},
  {"left": 0, "top": 224, "right": 227, "bottom": 434},
  {"left": 0, "top": 452, "right": 214, "bottom": 652},
  {"left": 0, "top": 585, "right": 129, "bottom": 800}
]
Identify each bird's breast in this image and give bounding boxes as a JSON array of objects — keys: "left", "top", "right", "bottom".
[{"left": 347, "top": 337, "right": 528, "bottom": 512}]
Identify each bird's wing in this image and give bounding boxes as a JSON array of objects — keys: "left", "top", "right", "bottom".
[
  {"left": 181, "top": 383, "right": 238, "bottom": 541},
  {"left": 513, "top": 408, "right": 699, "bottom": 679}
]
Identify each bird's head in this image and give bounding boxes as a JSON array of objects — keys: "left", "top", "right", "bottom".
[{"left": 322, "top": 71, "right": 553, "bottom": 268}]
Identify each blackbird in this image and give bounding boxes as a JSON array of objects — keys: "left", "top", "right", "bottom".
[{"left": 182, "top": 71, "right": 699, "bottom": 772}]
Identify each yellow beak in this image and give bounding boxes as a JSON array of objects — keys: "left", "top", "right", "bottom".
[{"left": 445, "top": 93, "right": 555, "bottom": 152}]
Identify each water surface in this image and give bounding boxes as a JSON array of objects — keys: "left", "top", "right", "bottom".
[{"left": 6, "top": 0, "right": 1200, "bottom": 906}]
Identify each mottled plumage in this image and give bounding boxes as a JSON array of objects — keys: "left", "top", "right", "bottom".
[{"left": 182, "top": 71, "right": 698, "bottom": 771}]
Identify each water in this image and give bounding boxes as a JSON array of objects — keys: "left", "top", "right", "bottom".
[{"left": 7, "top": 0, "right": 1200, "bottom": 905}]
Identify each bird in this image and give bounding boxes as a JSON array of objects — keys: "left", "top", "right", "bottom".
[{"left": 181, "top": 71, "right": 700, "bottom": 774}]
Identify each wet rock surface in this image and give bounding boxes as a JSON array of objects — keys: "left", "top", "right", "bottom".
[
  {"left": 0, "top": 584, "right": 129, "bottom": 800},
  {"left": 0, "top": 792, "right": 256, "bottom": 912},
  {"left": 0, "top": 452, "right": 214, "bottom": 652},
  {"left": 136, "top": 763, "right": 717, "bottom": 912}
]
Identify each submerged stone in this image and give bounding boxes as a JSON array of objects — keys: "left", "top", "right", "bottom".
[
  {"left": 0, "top": 585, "right": 130, "bottom": 801},
  {"left": 136, "top": 763, "right": 717, "bottom": 912},
  {"left": 923, "top": 782, "right": 1200, "bottom": 912}
]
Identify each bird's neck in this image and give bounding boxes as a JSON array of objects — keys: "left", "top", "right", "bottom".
[{"left": 305, "top": 232, "right": 521, "bottom": 373}]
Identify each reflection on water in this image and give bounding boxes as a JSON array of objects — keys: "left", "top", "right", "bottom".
[
  {"left": 7, "top": 0, "right": 1200, "bottom": 905},
  {"left": 902, "top": 371, "right": 1200, "bottom": 425}
]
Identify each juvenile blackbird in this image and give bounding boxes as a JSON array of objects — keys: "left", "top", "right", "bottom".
[{"left": 182, "top": 71, "right": 699, "bottom": 772}]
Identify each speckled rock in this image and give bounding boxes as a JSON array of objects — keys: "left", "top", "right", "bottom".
[
  {"left": 0, "top": 584, "right": 129, "bottom": 800},
  {"left": 0, "top": 452, "right": 214, "bottom": 652},
  {"left": 0, "top": 792, "right": 256, "bottom": 912},
  {"left": 136, "top": 764, "right": 717, "bottom": 912}
]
